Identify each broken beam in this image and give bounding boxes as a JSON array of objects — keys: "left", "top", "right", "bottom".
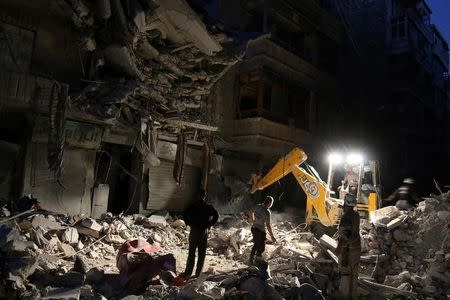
[
  {"left": 359, "top": 279, "right": 418, "bottom": 297},
  {"left": 165, "top": 120, "right": 218, "bottom": 132}
]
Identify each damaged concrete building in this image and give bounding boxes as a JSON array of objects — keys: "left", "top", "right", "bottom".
[
  {"left": 0, "top": 0, "right": 343, "bottom": 216},
  {"left": 0, "top": 0, "right": 237, "bottom": 216}
]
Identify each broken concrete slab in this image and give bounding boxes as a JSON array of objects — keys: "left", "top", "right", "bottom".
[
  {"left": 31, "top": 215, "right": 64, "bottom": 231},
  {"left": 319, "top": 234, "right": 337, "bottom": 251},
  {"left": 147, "top": 215, "right": 168, "bottom": 227},
  {"left": 370, "top": 206, "right": 400, "bottom": 225},
  {"left": 81, "top": 218, "right": 103, "bottom": 232},
  {"left": 62, "top": 228, "right": 79, "bottom": 245},
  {"left": 75, "top": 225, "right": 101, "bottom": 239},
  {"left": 386, "top": 215, "right": 408, "bottom": 230}
]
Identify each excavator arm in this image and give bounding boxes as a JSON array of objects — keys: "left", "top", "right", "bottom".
[{"left": 250, "top": 148, "right": 338, "bottom": 226}]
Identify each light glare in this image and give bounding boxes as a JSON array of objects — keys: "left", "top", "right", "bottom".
[
  {"left": 346, "top": 153, "right": 363, "bottom": 164},
  {"left": 328, "top": 153, "right": 343, "bottom": 164}
]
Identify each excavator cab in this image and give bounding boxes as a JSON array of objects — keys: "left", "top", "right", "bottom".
[{"left": 326, "top": 153, "right": 381, "bottom": 218}]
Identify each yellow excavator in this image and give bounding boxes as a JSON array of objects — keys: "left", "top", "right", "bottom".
[{"left": 250, "top": 148, "right": 379, "bottom": 226}]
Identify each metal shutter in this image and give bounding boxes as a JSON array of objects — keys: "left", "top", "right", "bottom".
[{"left": 147, "top": 159, "right": 201, "bottom": 212}]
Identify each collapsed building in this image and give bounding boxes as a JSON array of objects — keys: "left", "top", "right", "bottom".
[
  {"left": 1, "top": 0, "right": 449, "bottom": 300},
  {"left": 0, "top": 0, "right": 239, "bottom": 216},
  {"left": 0, "top": 0, "right": 344, "bottom": 217}
]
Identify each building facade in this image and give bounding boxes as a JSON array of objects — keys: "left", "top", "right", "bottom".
[
  {"left": 321, "top": 0, "right": 450, "bottom": 193},
  {"left": 192, "top": 0, "right": 343, "bottom": 212}
]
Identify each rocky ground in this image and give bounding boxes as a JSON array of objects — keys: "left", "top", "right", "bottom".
[
  {"left": 0, "top": 192, "right": 449, "bottom": 299},
  {"left": 359, "top": 191, "right": 450, "bottom": 299}
]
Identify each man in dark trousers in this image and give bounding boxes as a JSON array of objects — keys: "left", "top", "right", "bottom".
[
  {"left": 247, "top": 195, "right": 277, "bottom": 265},
  {"left": 181, "top": 189, "right": 218, "bottom": 279},
  {"left": 336, "top": 192, "right": 361, "bottom": 300},
  {"left": 385, "top": 178, "right": 421, "bottom": 210}
]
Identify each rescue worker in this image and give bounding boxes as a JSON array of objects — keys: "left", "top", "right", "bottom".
[
  {"left": 247, "top": 195, "right": 277, "bottom": 265},
  {"left": 385, "top": 178, "right": 421, "bottom": 210},
  {"left": 339, "top": 164, "right": 359, "bottom": 199},
  {"left": 181, "top": 189, "right": 219, "bottom": 279},
  {"left": 336, "top": 192, "right": 361, "bottom": 300}
]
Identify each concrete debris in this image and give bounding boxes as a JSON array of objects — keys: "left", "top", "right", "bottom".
[
  {"left": 319, "top": 234, "right": 338, "bottom": 251},
  {"left": 31, "top": 215, "right": 64, "bottom": 231},
  {"left": 3, "top": 194, "right": 446, "bottom": 299},
  {"left": 171, "top": 219, "right": 186, "bottom": 228},
  {"left": 76, "top": 218, "right": 102, "bottom": 238},
  {"left": 81, "top": 218, "right": 103, "bottom": 232},
  {"left": 369, "top": 205, "right": 400, "bottom": 225},
  {"left": 105, "top": 234, "right": 126, "bottom": 244},
  {"left": 76, "top": 241, "right": 84, "bottom": 250},
  {"left": 62, "top": 228, "right": 79, "bottom": 245},
  {"left": 1, "top": 206, "right": 11, "bottom": 217},
  {"left": 361, "top": 193, "right": 450, "bottom": 299},
  {"left": 147, "top": 215, "right": 168, "bottom": 227},
  {"left": 58, "top": 242, "right": 76, "bottom": 257},
  {"left": 386, "top": 214, "right": 408, "bottom": 229}
]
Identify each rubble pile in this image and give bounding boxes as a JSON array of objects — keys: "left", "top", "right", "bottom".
[
  {"left": 0, "top": 210, "right": 331, "bottom": 299},
  {"left": 60, "top": 0, "right": 240, "bottom": 138},
  {"left": 360, "top": 193, "right": 450, "bottom": 299}
]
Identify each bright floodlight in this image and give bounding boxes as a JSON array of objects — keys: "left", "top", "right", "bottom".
[
  {"left": 328, "top": 153, "right": 343, "bottom": 164},
  {"left": 346, "top": 153, "right": 363, "bottom": 164}
]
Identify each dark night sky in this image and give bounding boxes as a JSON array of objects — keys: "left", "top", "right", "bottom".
[{"left": 428, "top": 0, "right": 450, "bottom": 55}]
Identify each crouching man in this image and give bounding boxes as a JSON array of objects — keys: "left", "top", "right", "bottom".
[{"left": 247, "top": 195, "right": 277, "bottom": 265}]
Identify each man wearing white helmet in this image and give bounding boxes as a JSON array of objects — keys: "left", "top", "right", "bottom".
[
  {"left": 385, "top": 178, "right": 422, "bottom": 210},
  {"left": 336, "top": 192, "right": 361, "bottom": 300}
]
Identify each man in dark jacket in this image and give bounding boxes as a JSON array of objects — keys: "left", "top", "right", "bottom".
[
  {"left": 336, "top": 193, "right": 361, "bottom": 300},
  {"left": 181, "top": 189, "right": 219, "bottom": 279},
  {"left": 385, "top": 178, "right": 421, "bottom": 210}
]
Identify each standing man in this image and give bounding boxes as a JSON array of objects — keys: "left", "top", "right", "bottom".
[
  {"left": 247, "top": 195, "right": 277, "bottom": 265},
  {"left": 336, "top": 193, "right": 361, "bottom": 300},
  {"left": 385, "top": 178, "right": 421, "bottom": 210},
  {"left": 181, "top": 189, "right": 219, "bottom": 280},
  {"left": 339, "top": 164, "right": 359, "bottom": 199}
]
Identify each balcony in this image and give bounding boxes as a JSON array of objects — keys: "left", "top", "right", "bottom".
[
  {"left": 243, "top": 36, "right": 338, "bottom": 92},
  {"left": 231, "top": 117, "right": 313, "bottom": 157},
  {"left": 391, "top": 17, "right": 433, "bottom": 73}
]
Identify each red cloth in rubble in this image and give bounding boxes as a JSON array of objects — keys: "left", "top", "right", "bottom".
[{"left": 116, "top": 239, "right": 176, "bottom": 293}]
